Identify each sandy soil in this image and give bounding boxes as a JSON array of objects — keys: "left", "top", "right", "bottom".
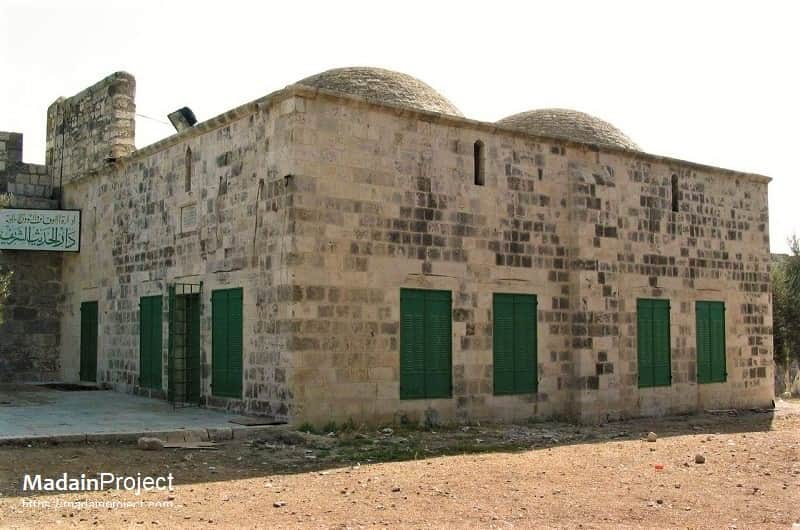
[{"left": 1, "top": 402, "right": 798, "bottom": 529}]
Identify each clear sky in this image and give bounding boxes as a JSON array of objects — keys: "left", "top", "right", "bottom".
[{"left": 1, "top": 0, "right": 797, "bottom": 253}]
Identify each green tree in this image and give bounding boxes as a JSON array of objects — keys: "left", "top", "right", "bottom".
[
  {"left": 772, "top": 235, "right": 800, "bottom": 364},
  {"left": 0, "top": 193, "right": 11, "bottom": 324}
]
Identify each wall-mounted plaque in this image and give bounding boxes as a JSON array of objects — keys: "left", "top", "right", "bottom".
[{"left": 0, "top": 208, "right": 81, "bottom": 252}]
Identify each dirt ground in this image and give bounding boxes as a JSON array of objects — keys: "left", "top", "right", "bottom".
[{"left": 1, "top": 401, "right": 799, "bottom": 529}]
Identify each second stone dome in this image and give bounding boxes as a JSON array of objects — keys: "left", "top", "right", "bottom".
[
  {"left": 296, "top": 67, "right": 463, "bottom": 117},
  {"left": 496, "top": 108, "right": 640, "bottom": 151}
]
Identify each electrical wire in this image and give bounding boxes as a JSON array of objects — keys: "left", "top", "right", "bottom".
[{"left": 135, "top": 113, "right": 172, "bottom": 126}]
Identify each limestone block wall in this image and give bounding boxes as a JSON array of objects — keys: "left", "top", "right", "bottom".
[
  {"left": 43, "top": 75, "right": 772, "bottom": 425},
  {"left": 0, "top": 132, "right": 23, "bottom": 173},
  {"left": 58, "top": 96, "right": 298, "bottom": 418},
  {"left": 285, "top": 94, "right": 577, "bottom": 424},
  {"left": 282, "top": 91, "right": 771, "bottom": 425},
  {"left": 0, "top": 248, "right": 62, "bottom": 382},
  {"left": 46, "top": 72, "right": 136, "bottom": 186},
  {"left": 0, "top": 132, "right": 62, "bottom": 382},
  {"left": 563, "top": 151, "right": 772, "bottom": 421},
  {"left": 0, "top": 132, "right": 54, "bottom": 197}
]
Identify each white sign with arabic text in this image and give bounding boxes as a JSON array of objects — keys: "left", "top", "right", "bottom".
[{"left": 0, "top": 208, "right": 81, "bottom": 252}]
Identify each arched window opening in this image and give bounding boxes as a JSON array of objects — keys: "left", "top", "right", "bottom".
[
  {"left": 671, "top": 174, "right": 679, "bottom": 212},
  {"left": 474, "top": 140, "right": 485, "bottom": 186},
  {"left": 185, "top": 147, "right": 192, "bottom": 192}
]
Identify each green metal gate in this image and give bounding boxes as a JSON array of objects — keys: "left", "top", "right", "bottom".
[{"left": 168, "top": 283, "right": 202, "bottom": 406}]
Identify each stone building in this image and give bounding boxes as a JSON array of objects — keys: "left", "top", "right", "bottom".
[{"left": 0, "top": 67, "right": 773, "bottom": 424}]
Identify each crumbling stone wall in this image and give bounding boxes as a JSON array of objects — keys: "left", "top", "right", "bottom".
[
  {"left": 0, "top": 132, "right": 62, "bottom": 382},
  {"left": 46, "top": 72, "right": 136, "bottom": 186}
]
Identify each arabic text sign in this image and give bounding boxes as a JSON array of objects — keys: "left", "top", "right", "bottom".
[{"left": 0, "top": 209, "right": 81, "bottom": 252}]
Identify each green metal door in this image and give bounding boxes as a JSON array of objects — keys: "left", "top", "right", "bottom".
[
  {"left": 212, "top": 288, "right": 243, "bottom": 398},
  {"left": 79, "top": 301, "right": 98, "bottom": 382},
  {"left": 696, "top": 301, "right": 726, "bottom": 383},
  {"left": 139, "top": 296, "right": 163, "bottom": 389},
  {"left": 493, "top": 293, "right": 538, "bottom": 395}
]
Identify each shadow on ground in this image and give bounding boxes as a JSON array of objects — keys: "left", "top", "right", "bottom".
[{"left": 1, "top": 401, "right": 793, "bottom": 499}]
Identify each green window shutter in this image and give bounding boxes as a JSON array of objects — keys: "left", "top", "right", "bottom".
[
  {"left": 139, "top": 296, "right": 163, "bottom": 389},
  {"left": 709, "top": 303, "right": 726, "bottom": 382},
  {"left": 80, "top": 301, "right": 98, "bottom": 382},
  {"left": 212, "top": 290, "right": 229, "bottom": 396},
  {"left": 139, "top": 298, "right": 150, "bottom": 388},
  {"left": 696, "top": 301, "right": 726, "bottom": 383},
  {"left": 493, "top": 294, "right": 515, "bottom": 395},
  {"left": 637, "top": 299, "right": 654, "bottom": 388},
  {"left": 80, "top": 304, "right": 88, "bottom": 381},
  {"left": 212, "top": 288, "right": 243, "bottom": 398},
  {"left": 424, "top": 290, "right": 452, "bottom": 399},
  {"left": 400, "top": 289, "right": 428, "bottom": 399},
  {"left": 400, "top": 289, "right": 452, "bottom": 399},
  {"left": 228, "top": 288, "right": 243, "bottom": 398},
  {"left": 696, "top": 302, "right": 712, "bottom": 383},
  {"left": 652, "top": 300, "right": 671, "bottom": 386},
  {"left": 493, "top": 294, "right": 538, "bottom": 395},
  {"left": 638, "top": 298, "right": 671, "bottom": 388},
  {"left": 150, "top": 297, "right": 163, "bottom": 388},
  {"left": 513, "top": 294, "right": 537, "bottom": 393}
]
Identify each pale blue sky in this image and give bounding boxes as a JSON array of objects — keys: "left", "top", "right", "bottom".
[{"left": 1, "top": 0, "right": 797, "bottom": 252}]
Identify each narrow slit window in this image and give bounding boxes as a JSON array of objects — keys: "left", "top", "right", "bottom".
[
  {"left": 185, "top": 147, "right": 192, "bottom": 192},
  {"left": 671, "top": 174, "right": 679, "bottom": 212},
  {"left": 473, "top": 140, "right": 485, "bottom": 186}
]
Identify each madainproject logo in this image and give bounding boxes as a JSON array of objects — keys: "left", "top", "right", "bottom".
[{"left": 22, "top": 473, "right": 175, "bottom": 496}]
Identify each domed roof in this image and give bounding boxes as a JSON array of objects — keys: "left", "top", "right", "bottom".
[
  {"left": 296, "top": 67, "right": 463, "bottom": 117},
  {"left": 496, "top": 108, "right": 640, "bottom": 151}
]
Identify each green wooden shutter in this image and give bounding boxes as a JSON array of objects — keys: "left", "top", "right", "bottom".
[
  {"left": 212, "top": 288, "right": 243, "bottom": 398},
  {"left": 513, "top": 295, "right": 538, "bottom": 393},
  {"left": 400, "top": 290, "right": 426, "bottom": 399},
  {"left": 139, "top": 296, "right": 163, "bottom": 389},
  {"left": 637, "top": 299, "right": 654, "bottom": 388},
  {"left": 697, "top": 301, "right": 726, "bottom": 383},
  {"left": 80, "top": 301, "right": 98, "bottom": 382},
  {"left": 493, "top": 294, "right": 515, "bottom": 395},
  {"left": 709, "top": 302, "right": 726, "bottom": 382},
  {"left": 212, "top": 290, "right": 229, "bottom": 396},
  {"left": 80, "top": 304, "right": 89, "bottom": 381},
  {"left": 139, "top": 298, "right": 150, "bottom": 387},
  {"left": 400, "top": 289, "right": 451, "bottom": 399},
  {"left": 425, "top": 290, "right": 452, "bottom": 398},
  {"left": 696, "top": 302, "right": 712, "bottom": 383},
  {"left": 638, "top": 298, "right": 671, "bottom": 388},
  {"left": 652, "top": 300, "right": 671, "bottom": 386},
  {"left": 228, "top": 288, "right": 243, "bottom": 398},
  {"left": 493, "top": 293, "right": 537, "bottom": 395}
]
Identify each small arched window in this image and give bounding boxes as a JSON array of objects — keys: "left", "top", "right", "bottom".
[
  {"left": 473, "top": 140, "right": 485, "bottom": 186},
  {"left": 185, "top": 147, "right": 192, "bottom": 192},
  {"left": 671, "top": 174, "right": 679, "bottom": 212}
]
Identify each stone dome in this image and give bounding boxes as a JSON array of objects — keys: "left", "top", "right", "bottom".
[
  {"left": 296, "top": 67, "right": 463, "bottom": 117},
  {"left": 496, "top": 108, "right": 640, "bottom": 151}
]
